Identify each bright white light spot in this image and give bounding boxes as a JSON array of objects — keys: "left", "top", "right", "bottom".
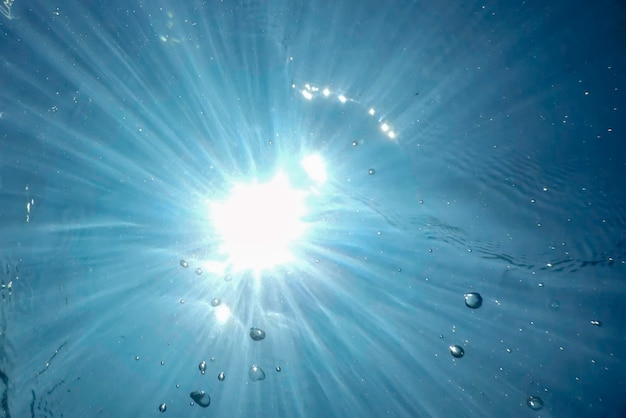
[
  {"left": 388, "top": 131, "right": 396, "bottom": 139},
  {"left": 323, "top": 88, "right": 331, "bottom": 97},
  {"left": 381, "top": 123, "right": 390, "bottom": 132},
  {"left": 302, "top": 89, "right": 313, "bottom": 100},
  {"left": 368, "top": 108, "right": 376, "bottom": 116},
  {"left": 300, "top": 154, "right": 327, "bottom": 185},
  {"left": 210, "top": 172, "right": 308, "bottom": 272},
  {"left": 215, "top": 305, "right": 231, "bottom": 323},
  {"left": 338, "top": 95, "right": 347, "bottom": 103}
]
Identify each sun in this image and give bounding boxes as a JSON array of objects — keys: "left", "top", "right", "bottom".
[{"left": 208, "top": 171, "right": 309, "bottom": 273}]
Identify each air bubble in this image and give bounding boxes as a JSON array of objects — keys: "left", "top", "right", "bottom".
[
  {"left": 527, "top": 396, "right": 543, "bottom": 410},
  {"left": 368, "top": 168, "right": 376, "bottom": 175},
  {"left": 450, "top": 345, "right": 465, "bottom": 358},
  {"left": 211, "top": 298, "right": 221, "bottom": 307},
  {"left": 249, "top": 364, "right": 266, "bottom": 381},
  {"left": 195, "top": 267, "right": 203, "bottom": 276},
  {"left": 198, "top": 361, "right": 207, "bottom": 374},
  {"left": 190, "top": 391, "right": 211, "bottom": 408},
  {"left": 180, "top": 260, "right": 189, "bottom": 268},
  {"left": 158, "top": 403, "right": 167, "bottom": 412},
  {"left": 464, "top": 292, "right": 483, "bottom": 309},
  {"left": 218, "top": 372, "right": 225, "bottom": 381},
  {"left": 249, "top": 327, "right": 266, "bottom": 341}
]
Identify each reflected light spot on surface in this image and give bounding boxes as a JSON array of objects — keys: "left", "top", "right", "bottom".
[
  {"left": 214, "top": 305, "right": 231, "bottom": 323},
  {"left": 295, "top": 81, "right": 399, "bottom": 141},
  {"left": 300, "top": 154, "right": 327, "bottom": 185},
  {"left": 209, "top": 172, "right": 308, "bottom": 272}
]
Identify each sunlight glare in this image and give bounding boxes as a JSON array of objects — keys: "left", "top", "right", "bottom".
[
  {"left": 209, "top": 172, "right": 308, "bottom": 272},
  {"left": 214, "top": 305, "right": 231, "bottom": 323},
  {"left": 300, "top": 154, "right": 327, "bottom": 185}
]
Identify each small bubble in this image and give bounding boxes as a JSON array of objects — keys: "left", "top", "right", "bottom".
[
  {"left": 591, "top": 320, "right": 602, "bottom": 327},
  {"left": 161, "top": 361, "right": 165, "bottom": 366},
  {"left": 210, "top": 356, "right": 216, "bottom": 362},
  {"left": 135, "top": 356, "right": 140, "bottom": 361},
  {"left": 158, "top": 403, "right": 167, "bottom": 412},
  {"left": 189, "top": 390, "right": 211, "bottom": 408},
  {"left": 211, "top": 298, "right": 221, "bottom": 307},
  {"left": 218, "top": 371, "right": 225, "bottom": 381},
  {"left": 450, "top": 345, "right": 465, "bottom": 358},
  {"left": 224, "top": 274, "right": 232, "bottom": 282},
  {"left": 549, "top": 300, "right": 560, "bottom": 311},
  {"left": 351, "top": 140, "right": 358, "bottom": 147},
  {"left": 249, "top": 364, "right": 266, "bottom": 381},
  {"left": 198, "top": 361, "right": 207, "bottom": 374},
  {"left": 368, "top": 168, "right": 376, "bottom": 175},
  {"left": 276, "top": 366, "right": 281, "bottom": 372},
  {"left": 180, "top": 259, "right": 189, "bottom": 268},
  {"left": 176, "top": 384, "right": 180, "bottom": 389},
  {"left": 464, "top": 292, "right": 483, "bottom": 309},
  {"left": 180, "top": 299, "right": 185, "bottom": 304},
  {"left": 250, "top": 327, "right": 266, "bottom": 341},
  {"left": 195, "top": 267, "right": 203, "bottom": 276},
  {"left": 527, "top": 396, "right": 544, "bottom": 410}
]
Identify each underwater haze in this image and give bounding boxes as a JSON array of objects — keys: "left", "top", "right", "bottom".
[{"left": 1, "top": 0, "right": 625, "bottom": 417}]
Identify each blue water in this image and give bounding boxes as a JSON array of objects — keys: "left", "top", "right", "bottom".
[{"left": 1, "top": 1, "right": 625, "bottom": 417}]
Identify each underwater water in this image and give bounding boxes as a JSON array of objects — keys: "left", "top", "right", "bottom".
[{"left": 0, "top": 0, "right": 625, "bottom": 417}]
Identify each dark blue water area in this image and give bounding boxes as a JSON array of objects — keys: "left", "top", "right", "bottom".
[{"left": 0, "top": 0, "right": 625, "bottom": 417}]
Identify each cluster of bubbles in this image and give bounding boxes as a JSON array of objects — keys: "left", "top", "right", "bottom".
[
  {"left": 157, "top": 265, "right": 284, "bottom": 413},
  {"left": 157, "top": 327, "right": 278, "bottom": 412},
  {"left": 179, "top": 259, "right": 203, "bottom": 276},
  {"left": 458, "top": 291, "right": 543, "bottom": 411},
  {"left": 173, "top": 260, "right": 545, "bottom": 412},
  {"left": 445, "top": 292, "right": 482, "bottom": 361}
]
